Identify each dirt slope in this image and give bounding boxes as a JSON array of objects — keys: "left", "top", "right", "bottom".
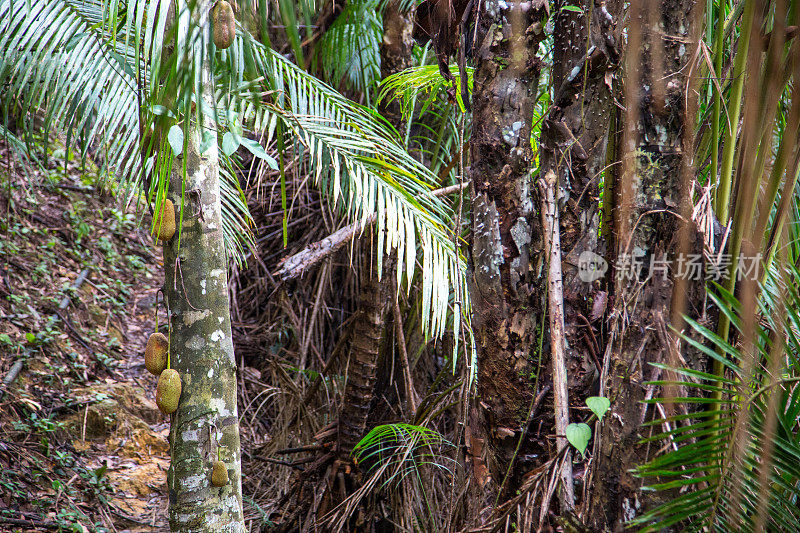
[{"left": 0, "top": 140, "right": 171, "bottom": 532}]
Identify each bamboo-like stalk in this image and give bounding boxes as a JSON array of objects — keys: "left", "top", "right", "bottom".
[
  {"left": 758, "top": 37, "right": 800, "bottom": 251},
  {"left": 714, "top": 0, "right": 754, "bottom": 225},
  {"left": 710, "top": 0, "right": 724, "bottom": 209},
  {"left": 712, "top": 0, "right": 755, "bottom": 386}
]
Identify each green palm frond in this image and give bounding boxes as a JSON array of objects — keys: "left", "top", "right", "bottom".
[
  {"left": 378, "top": 64, "right": 474, "bottom": 118},
  {"left": 0, "top": 0, "right": 256, "bottom": 263},
  {"left": 241, "top": 45, "right": 472, "bottom": 353},
  {"left": 315, "top": 0, "right": 382, "bottom": 94},
  {"left": 632, "top": 274, "right": 800, "bottom": 532},
  {"left": 352, "top": 423, "right": 455, "bottom": 488},
  {"left": 0, "top": 0, "right": 139, "bottom": 172}
]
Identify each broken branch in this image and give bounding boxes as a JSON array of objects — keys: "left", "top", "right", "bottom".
[{"left": 276, "top": 182, "right": 468, "bottom": 281}]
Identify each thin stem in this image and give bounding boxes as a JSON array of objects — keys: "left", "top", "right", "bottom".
[{"left": 714, "top": 0, "right": 754, "bottom": 225}]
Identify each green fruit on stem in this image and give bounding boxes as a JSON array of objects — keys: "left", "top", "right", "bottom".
[
  {"left": 212, "top": 0, "right": 235, "bottom": 50},
  {"left": 156, "top": 368, "right": 181, "bottom": 415},
  {"left": 155, "top": 199, "right": 176, "bottom": 241},
  {"left": 144, "top": 332, "right": 168, "bottom": 376},
  {"left": 211, "top": 460, "right": 229, "bottom": 487}
]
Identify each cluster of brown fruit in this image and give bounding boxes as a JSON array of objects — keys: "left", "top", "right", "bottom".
[
  {"left": 145, "top": 334, "right": 229, "bottom": 487},
  {"left": 145, "top": 332, "right": 182, "bottom": 415}
]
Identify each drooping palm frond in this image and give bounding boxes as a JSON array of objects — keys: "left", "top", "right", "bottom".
[
  {"left": 0, "top": 0, "right": 257, "bottom": 262},
  {"left": 632, "top": 271, "right": 800, "bottom": 532},
  {"left": 0, "top": 0, "right": 139, "bottom": 177},
  {"left": 239, "top": 44, "right": 473, "bottom": 353}
]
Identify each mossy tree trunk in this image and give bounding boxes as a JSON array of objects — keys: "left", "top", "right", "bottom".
[
  {"left": 162, "top": 2, "right": 244, "bottom": 530},
  {"left": 468, "top": 0, "right": 549, "bottom": 500}
]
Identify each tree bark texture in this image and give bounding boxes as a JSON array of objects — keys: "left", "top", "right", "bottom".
[
  {"left": 587, "top": 0, "right": 700, "bottom": 529},
  {"left": 379, "top": 1, "right": 414, "bottom": 129},
  {"left": 163, "top": 4, "right": 244, "bottom": 530},
  {"left": 540, "top": 0, "right": 620, "bottom": 394},
  {"left": 336, "top": 248, "right": 391, "bottom": 453},
  {"left": 537, "top": 0, "right": 622, "bottom": 511},
  {"left": 469, "top": 0, "right": 549, "bottom": 495}
]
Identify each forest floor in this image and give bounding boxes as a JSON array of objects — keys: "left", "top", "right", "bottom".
[{"left": 0, "top": 138, "right": 178, "bottom": 532}]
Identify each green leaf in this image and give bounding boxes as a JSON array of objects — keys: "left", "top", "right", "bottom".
[
  {"left": 25, "top": 332, "right": 36, "bottom": 344},
  {"left": 150, "top": 105, "right": 174, "bottom": 118},
  {"left": 199, "top": 131, "right": 216, "bottom": 155},
  {"left": 222, "top": 131, "right": 240, "bottom": 156},
  {"left": 167, "top": 125, "right": 184, "bottom": 156},
  {"left": 566, "top": 423, "right": 591, "bottom": 456},
  {"left": 586, "top": 396, "right": 611, "bottom": 422},
  {"left": 240, "top": 137, "right": 278, "bottom": 169},
  {"left": 560, "top": 5, "right": 584, "bottom": 13}
]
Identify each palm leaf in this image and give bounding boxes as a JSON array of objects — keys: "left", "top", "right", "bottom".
[
  {"left": 632, "top": 272, "right": 800, "bottom": 532},
  {"left": 0, "top": 0, "right": 256, "bottom": 262}
]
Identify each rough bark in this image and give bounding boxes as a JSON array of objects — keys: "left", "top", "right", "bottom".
[
  {"left": 586, "top": 0, "right": 700, "bottom": 529},
  {"left": 468, "top": 0, "right": 549, "bottom": 496},
  {"left": 336, "top": 249, "right": 389, "bottom": 452},
  {"left": 540, "top": 0, "right": 620, "bottom": 391},
  {"left": 379, "top": 0, "right": 414, "bottom": 128},
  {"left": 162, "top": 8, "right": 244, "bottom": 531}
]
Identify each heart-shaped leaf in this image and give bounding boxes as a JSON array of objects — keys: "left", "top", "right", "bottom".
[
  {"left": 566, "top": 423, "right": 592, "bottom": 457},
  {"left": 222, "top": 131, "right": 240, "bottom": 156},
  {"left": 167, "top": 124, "right": 184, "bottom": 156},
  {"left": 586, "top": 396, "right": 611, "bottom": 422}
]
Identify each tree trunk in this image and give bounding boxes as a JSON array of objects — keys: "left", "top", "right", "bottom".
[
  {"left": 541, "top": 0, "right": 620, "bottom": 370},
  {"left": 587, "top": 0, "right": 700, "bottom": 529},
  {"left": 468, "top": 0, "right": 549, "bottom": 497},
  {"left": 538, "top": 0, "right": 622, "bottom": 511},
  {"left": 379, "top": 0, "right": 414, "bottom": 129},
  {"left": 163, "top": 4, "right": 244, "bottom": 530},
  {"left": 337, "top": 246, "right": 390, "bottom": 453}
]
